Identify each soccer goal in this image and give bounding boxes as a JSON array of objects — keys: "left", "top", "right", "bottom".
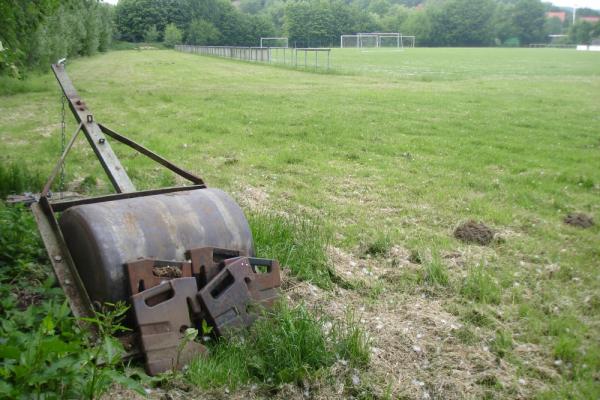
[
  {"left": 260, "top": 37, "right": 288, "bottom": 48},
  {"left": 340, "top": 35, "right": 359, "bottom": 48},
  {"left": 340, "top": 33, "right": 416, "bottom": 50}
]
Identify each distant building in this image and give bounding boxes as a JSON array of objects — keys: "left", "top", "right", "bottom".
[
  {"left": 546, "top": 11, "right": 567, "bottom": 22},
  {"left": 580, "top": 16, "right": 600, "bottom": 23}
]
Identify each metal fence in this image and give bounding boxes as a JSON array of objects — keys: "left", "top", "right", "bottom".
[
  {"left": 175, "top": 45, "right": 331, "bottom": 71},
  {"left": 176, "top": 45, "right": 270, "bottom": 62},
  {"left": 529, "top": 44, "right": 577, "bottom": 48}
]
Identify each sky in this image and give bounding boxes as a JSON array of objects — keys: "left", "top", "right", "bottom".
[{"left": 100, "top": 0, "right": 600, "bottom": 9}]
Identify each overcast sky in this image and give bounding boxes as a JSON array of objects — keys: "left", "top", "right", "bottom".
[{"left": 100, "top": 0, "right": 600, "bottom": 10}]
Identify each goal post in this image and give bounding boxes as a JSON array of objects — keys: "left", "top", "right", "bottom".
[
  {"left": 401, "top": 35, "right": 416, "bottom": 48},
  {"left": 340, "top": 35, "right": 359, "bottom": 48},
  {"left": 260, "top": 37, "right": 288, "bottom": 48},
  {"left": 340, "top": 32, "right": 416, "bottom": 49}
]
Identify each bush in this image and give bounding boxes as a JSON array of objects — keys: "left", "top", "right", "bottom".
[{"left": 163, "top": 23, "right": 182, "bottom": 48}]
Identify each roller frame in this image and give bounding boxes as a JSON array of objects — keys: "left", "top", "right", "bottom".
[{"left": 31, "top": 64, "right": 212, "bottom": 348}]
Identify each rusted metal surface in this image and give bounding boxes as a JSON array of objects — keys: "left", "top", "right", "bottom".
[
  {"left": 127, "top": 259, "right": 194, "bottom": 296},
  {"left": 59, "top": 188, "right": 254, "bottom": 307},
  {"left": 131, "top": 277, "right": 207, "bottom": 375},
  {"left": 30, "top": 199, "right": 96, "bottom": 325},
  {"left": 197, "top": 257, "right": 281, "bottom": 336},
  {"left": 50, "top": 185, "right": 205, "bottom": 212},
  {"left": 245, "top": 258, "right": 281, "bottom": 308},
  {"left": 186, "top": 247, "right": 241, "bottom": 287},
  {"left": 52, "top": 64, "right": 135, "bottom": 193}
]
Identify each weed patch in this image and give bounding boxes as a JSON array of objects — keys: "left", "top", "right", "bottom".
[
  {"left": 420, "top": 255, "right": 450, "bottom": 288},
  {"left": 460, "top": 265, "right": 501, "bottom": 304},
  {"left": 491, "top": 330, "right": 513, "bottom": 358},
  {"left": 186, "top": 302, "right": 369, "bottom": 390},
  {"left": 0, "top": 162, "right": 45, "bottom": 198},
  {"left": 248, "top": 212, "right": 333, "bottom": 288},
  {"left": 361, "top": 233, "right": 392, "bottom": 257}
]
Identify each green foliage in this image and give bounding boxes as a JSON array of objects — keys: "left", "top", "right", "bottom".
[
  {"left": 421, "top": 255, "right": 450, "bottom": 287},
  {"left": 249, "top": 212, "right": 333, "bottom": 288},
  {"left": 0, "top": 162, "right": 44, "bottom": 198},
  {"left": 362, "top": 233, "right": 392, "bottom": 257},
  {"left": 0, "top": 1, "right": 113, "bottom": 74},
  {"left": 186, "top": 302, "right": 369, "bottom": 389},
  {"left": 461, "top": 265, "right": 501, "bottom": 304},
  {"left": 186, "top": 19, "right": 221, "bottom": 45},
  {"left": 569, "top": 21, "right": 596, "bottom": 44},
  {"left": 0, "top": 204, "right": 146, "bottom": 399},
  {"left": 0, "top": 299, "right": 144, "bottom": 399},
  {"left": 0, "top": 203, "right": 44, "bottom": 271},
  {"left": 144, "top": 25, "right": 160, "bottom": 43},
  {"left": 108, "top": 0, "right": 560, "bottom": 48},
  {"left": 490, "top": 330, "right": 513, "bottom": 358},
  {"left": 427, "top": 0, "right": 496, "bottom": 46},
  {"left": 115, "top": 0, "right": 275, "bottom": 46},
  {"left": 163, "top": 23, "right": 183, "bottom": 48}
]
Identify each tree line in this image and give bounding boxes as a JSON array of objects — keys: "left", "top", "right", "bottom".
[
  {"left": 114, "top": 0, "right": 600, "bottom": 48},
  {"left": 2, "top": 0, "right": 600, "bottom": 77},
  {"left": 0, "top": 0, "right": 113, "bottom": 77},
  {"left": 114, "top": 0, "right": 275, "bottom": 46}
]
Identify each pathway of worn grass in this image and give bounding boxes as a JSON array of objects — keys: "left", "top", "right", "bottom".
[{"left": 1, "top": 48, "right": 599, "bottom": 399}]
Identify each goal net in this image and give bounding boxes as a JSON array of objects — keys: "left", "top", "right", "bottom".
[
  {"left": 340, "top": 33, "right": 416, "bottom": 49},
  {"left": 340, "top": 35, "right": 359, "bottom": 48},
  {"left": 260, "top": 37, "right": 288, "bottom": 48}
]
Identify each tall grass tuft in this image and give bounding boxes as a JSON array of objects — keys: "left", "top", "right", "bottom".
[
  {"left": 421, "top": 254, "right": 450, "bottom": 287},
  {"left": 460, "top": 265, "right": 502, "bottom": 304},
  {"left": 0, "top": 162, "right": 45, "bottom": 198},
  {"left": 248, "top": 212, "right": 333, "bottom": 288},
  {"left": 186, "top": 302, "right": 370, "bottom": 389}
]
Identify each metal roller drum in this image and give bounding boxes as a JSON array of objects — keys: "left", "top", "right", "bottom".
[{"left": 59, "top": 188, "right": 254, "bottom": 305}]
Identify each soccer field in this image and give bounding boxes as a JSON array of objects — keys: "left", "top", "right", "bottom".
[{"left": 1, "top": 47, "right": 599, "bottom": 398}]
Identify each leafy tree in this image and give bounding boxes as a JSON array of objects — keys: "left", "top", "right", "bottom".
[
  {"left": 164, "top": 23, "right": 183, "bottom": 47},
  {"left": 186, "top": 19, "right": 220, "bottom": 45},
  {"left": 511, "top": 0, "right": 546, "bottom": 45},
  {"left": 544, "top": 17, "right": 564, "bottom": 36},
  {"left": 428, "top": 0, "right": 496, "bottom": 46},
  {"left": 569, "top": 21, "right": 594, "bottom": 44},
  {"left": 144, "top": 25, "right": 160, "bottom": 42}
]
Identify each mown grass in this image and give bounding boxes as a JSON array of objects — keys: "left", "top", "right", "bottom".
[{"left": 0, "top": 47, "right": 599, "bottom": 398}]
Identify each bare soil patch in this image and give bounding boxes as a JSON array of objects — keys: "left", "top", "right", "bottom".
[
  {"left": 563, "top": 213, "right": 594, "bottom": 228},
  {"left": 453, "top": 221, "right": 494, "bottom": 246}
]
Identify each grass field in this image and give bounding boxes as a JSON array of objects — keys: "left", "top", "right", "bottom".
[{"left": 1, "top": 47, "right": 599, "bottom": 399}]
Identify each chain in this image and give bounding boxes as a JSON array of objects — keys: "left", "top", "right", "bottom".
[{"left": 59, "top": 93, "right": 66, "bottom": 194}]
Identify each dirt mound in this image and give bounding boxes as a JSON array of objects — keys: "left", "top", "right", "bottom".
[
  {"left": 564, "top": 213, "right": 594, "bottom": 228},
  {"left": 453, "top": 221, "right": 494, "bottom": 245}
]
